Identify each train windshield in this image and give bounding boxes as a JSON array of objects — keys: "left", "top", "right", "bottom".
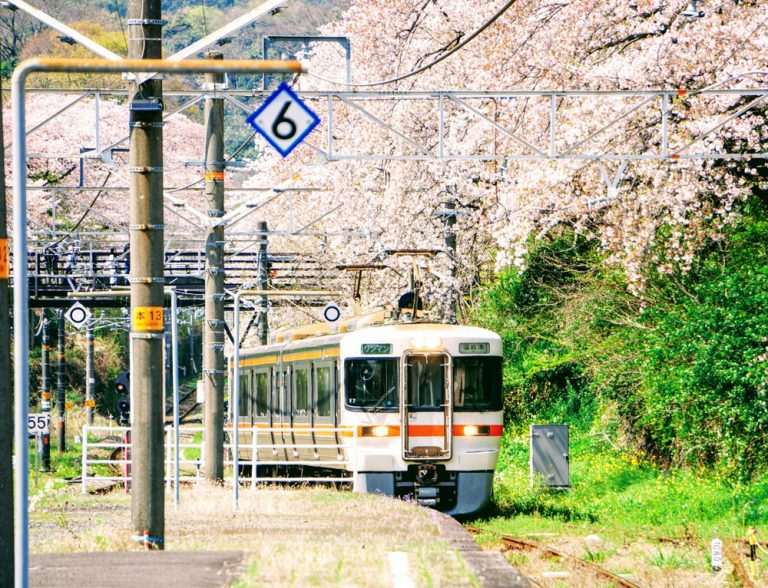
[
  {"left": 453, "top": 356, "right": 503, "bottom": 411},
  {"left": 345, "top": 358, "right": 399, "bottom": 411}
]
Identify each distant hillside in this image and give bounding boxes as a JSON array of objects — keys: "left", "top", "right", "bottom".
[{"left": 0, "top": 0, "right": 350, "bottom": 74}]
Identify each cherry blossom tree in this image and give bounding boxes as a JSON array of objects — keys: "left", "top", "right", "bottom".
[{"left": 247, "top": 0, "right": 768, "bottom": 308}]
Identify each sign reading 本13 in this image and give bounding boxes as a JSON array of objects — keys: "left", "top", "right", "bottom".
[
  {"left": 0, "top": 238, "right": 8, "bottom": 279},
  {"left": 246, "top": 82, "right": 320, "bottom": 157}
]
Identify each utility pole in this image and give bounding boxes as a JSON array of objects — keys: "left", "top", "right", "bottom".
[
  {"left": 56, "top": 311, "right": 66, "bottom": 452},
  {"left": 85, "top": 320, "right": 95, "bottom": 425},
  {"left": 203, "top": 51, "right": 226, "bottom": 482},
  {"left": 41, "top": 313, "right": 51, "bottom": 469},
  {"left": 128, "top": 0, "right": 165, "bottom": 548},
  {"left": 257, "top": 221, "right": 269, "bottom": 345},
  {"left": 0, "top": 75, "right": 14, "bottom": 585}
]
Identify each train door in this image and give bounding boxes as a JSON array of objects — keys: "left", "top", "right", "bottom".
[
  {"left": 253, "top": 369, "right": 270, "bottom": 461},
  {"left": 281, "top": 363, "right": 292, "bottom": 461},
  {"left": 292, "top": 363, "right": 311, "bottom": 460},
  {"left": 313, "top": 361, "right": 335, "bottom": 462},
  {"left": 269, "top": 366, "right": 285, "bottom": 462},
  {"left": 401, "top": 352, "right": 453, "bottom": 460}
]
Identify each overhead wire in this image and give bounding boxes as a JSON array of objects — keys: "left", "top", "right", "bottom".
[
  {"left": 112, "top": 0, "right": 128, "bottom": 53},
  {"left": 306, "top": 0, "right": 517, "bottom": 88},
  {"left": 51, "top": 171, "right": 113, "bottom": 247},
  {"left": 200, "top": 0, "right": 209, "bottom": 37}
]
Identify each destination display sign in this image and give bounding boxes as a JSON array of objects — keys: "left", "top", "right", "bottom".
[{"left": 361, "top": 343, "right": 393, "bottom": 355}]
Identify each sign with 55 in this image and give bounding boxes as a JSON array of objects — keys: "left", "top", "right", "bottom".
[{"left": 27, "top": 413, "right": 50, "bottom": 434}]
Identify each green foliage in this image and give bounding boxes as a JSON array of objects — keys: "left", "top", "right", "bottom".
[
  {"left": 640, "top": 257, "right": 768, "bottom": 476},
  {"left": 472, "top": 192, "right": 768, "bottom": 479},
  {"left": 473, "top": 230, "right": 634, "bottom": 430},
  {"left": 488, "top": 431, "right": 768, "bottom": 541}
]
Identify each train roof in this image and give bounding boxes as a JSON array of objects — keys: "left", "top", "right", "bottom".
[{"left": 235, "top": 320, "right": 501, "bottom": 358}]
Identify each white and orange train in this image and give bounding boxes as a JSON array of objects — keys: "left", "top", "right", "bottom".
[{"left": 228, "top": 312, "right": 504, "bottom": 516}]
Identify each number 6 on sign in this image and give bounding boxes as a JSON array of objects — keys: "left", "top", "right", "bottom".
[{"left": 246, "top": 82, "right": 320, "bottom": 158}]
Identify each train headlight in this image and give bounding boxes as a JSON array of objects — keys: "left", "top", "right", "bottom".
[
  {"left": 463, "top": 425, "right": 491, "bottom": 436},
  {"left": 361, "top": 425, "right": 393, "bottom": 437},
  {"left": 410, "top": 336, "right": 442, "bottom": 350}
]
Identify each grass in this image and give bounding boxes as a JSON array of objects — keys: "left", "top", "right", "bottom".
[{"left": 472, "top": 428, "right": 768, "bottom": 586}]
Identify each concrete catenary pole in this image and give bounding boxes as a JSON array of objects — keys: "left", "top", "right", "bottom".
[
  {"left": 85, "top": 320, "right": 95, "bottom": 425},
  {"left": 257, "top": 221, "right": 269, "bottom": 345},
  {"left": 40, "top": 314, "right": 51, "bottom": 469},
  {"left": 128, "top": 0, "right": 166, "bottom": 548},
  {"left": 0, "top": 74, "right": 14, "bottom": 584},
  {"left": 203, "top": 51, "right": 226, "bottom": 482},
  {"left": 56, "top": 311, "right": 66, "bottom": 452}
]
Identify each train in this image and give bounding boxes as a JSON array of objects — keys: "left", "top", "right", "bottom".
[{"left": 228, "top": 309, "right": 504, "bottom": 516}]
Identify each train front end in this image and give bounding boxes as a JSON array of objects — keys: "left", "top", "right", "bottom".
[{"left": 341, "top": 323, "right": 504, "bottom": 516}]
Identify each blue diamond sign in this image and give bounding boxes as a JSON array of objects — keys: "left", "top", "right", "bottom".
[{"left": 246, "top": 82, "right": 320, "bottom": 158}]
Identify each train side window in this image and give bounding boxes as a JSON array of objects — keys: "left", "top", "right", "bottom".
[
  {"left": 315, "top": 365, "right": 333, "bottom": 418},
  {"left": 282, "top": 367, "right": 291, "bottom": 419},
  {"left": 270, "top": 367, "right": 279, "bottom": 418},
  {"left": 255, "top": 371, "right": 269, "bottom": 418},
  {"left": 238, "top": 371, "right": 251, "bottom": 420},
  {"left": 293, "top": 365, "right": 310, "bottom": 419}
]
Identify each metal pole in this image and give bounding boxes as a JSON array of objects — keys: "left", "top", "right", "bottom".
[
  {"left": 233, "top": 291, "right": 241, "bottom": 510},
  {"left": 188, "top": 317, "right": 195, "bottom": 375},
  {"left": 444, "top": 200, "right": 457, "bottom": 324},
  {"left": 203, "top": 51, "right": 226, "bottom": 483},
  {"left": 11, "top": 55, "right": 304, "bottom": 588},
  {"left": 56, "top": 311, "right": 66, "bottom": 452},
  {"left": 170, "top": 290, "right": 180, "bottom": 506},
  {"left": 128, "top": 0, "right": 165, "bottom": 550},
  {"left": 0, "top": 72, "right": 14, "bottom": 586},
  {"left": 85, "top": 319, "right": 95, "bottom": 425},
  {"left": 40, "top": 314, "right": 51, "bottom": 469},
  {"left": 257, "top": 221, "right": 269, "bottom": 345},
  {"left": 12, "top": 56, "right": 31, "bottom": 588}
]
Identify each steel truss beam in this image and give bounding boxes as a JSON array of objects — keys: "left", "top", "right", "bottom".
[
  {"left": 13, "top": 85, "right": 768, "bottom": 210},
  {"left": 16, "top": 87, "right": 768, "bottom": 162}
]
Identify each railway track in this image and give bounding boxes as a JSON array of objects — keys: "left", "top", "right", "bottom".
[
  {"left": 466, "top": 526, "right": 641, "bottom": 588},
  {"left": 164, "top": 385, "right": 199, "bottom": 424}
]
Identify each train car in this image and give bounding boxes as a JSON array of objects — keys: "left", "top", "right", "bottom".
[{"left": 228, "top": 311, "right": 504, "bottom": 516}]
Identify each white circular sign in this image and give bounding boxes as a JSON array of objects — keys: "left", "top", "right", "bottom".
[
  {"left": 322, "top": 303, "right": 341, "bottom": 323},
  {"left": 65, "top": 302, "right": 90, "bottom": 328}
]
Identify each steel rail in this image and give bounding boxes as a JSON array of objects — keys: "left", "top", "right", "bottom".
[{"left": 466, "top": 527, "right": 641, "bottom": 588}]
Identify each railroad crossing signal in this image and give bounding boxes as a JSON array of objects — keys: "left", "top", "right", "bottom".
[{"left": 246, "top": 82, "right": 320, "bottom": 157}]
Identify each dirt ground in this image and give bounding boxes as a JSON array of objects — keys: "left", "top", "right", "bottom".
[
  {"left": 28, "top": 483, "right": 482, "bottom": 587},
  {"left": 480, "top": 531, "right": 767, "bottom": 587}
]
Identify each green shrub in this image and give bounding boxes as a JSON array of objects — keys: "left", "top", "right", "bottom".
[{"left": 471, "top": 194, "right": 768, "bottom": 479}]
